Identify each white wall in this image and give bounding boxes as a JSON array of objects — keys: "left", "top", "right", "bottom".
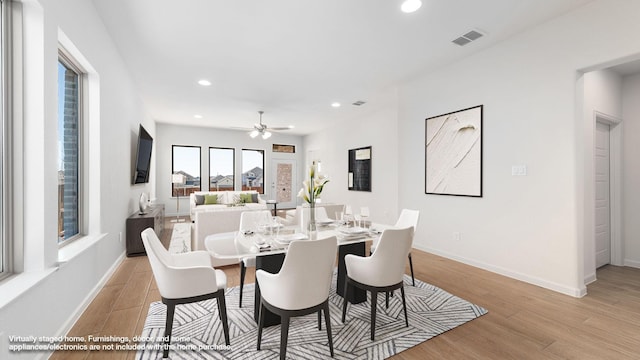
[
  {"left": 304, "top": 90, "right": 399, "bottom": 225},
  {"left": 393, "top": 0, "right": 640, "bottom": 297},
  {"left": 0, "top": 0, "right": 151, "bottom": 358},
  {"left": 156, "top": 124, "right": 305, "bottom": 216},
  {"left": 622, "top": 73, "right": 640, "bottom": 268}
]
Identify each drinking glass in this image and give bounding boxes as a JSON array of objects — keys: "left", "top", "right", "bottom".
[
  {"left": 344, "top": 206, "right": 353, "bottom": 226},
  {"left": 360, "top": 207, "right": 370, "bottom": 229}
]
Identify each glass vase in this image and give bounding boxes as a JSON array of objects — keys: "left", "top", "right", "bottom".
[{"left": 308, "top": 202, "right": 316, "bottom": 233}]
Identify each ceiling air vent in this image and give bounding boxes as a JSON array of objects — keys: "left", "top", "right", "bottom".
[
  {"left": 352, "top": 100, "right": 366, "bottom": 106},
  {"left": 452, "top": 29, "right": 484, "bottom": 46}
]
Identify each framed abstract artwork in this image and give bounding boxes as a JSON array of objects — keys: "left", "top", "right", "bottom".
[{"left": 425, "top": 105, "right": 483, "bottom": 197}]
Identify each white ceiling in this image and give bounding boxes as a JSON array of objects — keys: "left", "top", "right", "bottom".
[{"left": 91, "top": 0, "right": 593, "bottom": 135}]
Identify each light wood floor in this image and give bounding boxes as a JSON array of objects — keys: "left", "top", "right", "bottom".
[{"left": 52, "top": 221, "right": 640, "bottom": 360}]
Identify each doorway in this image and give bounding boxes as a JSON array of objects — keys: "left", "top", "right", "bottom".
[
  {"left": 594, "top": 121, "right": 611, "bottom": 268},
  {"left": 593, "top": 111, "right": 623, "bottom": 269}
]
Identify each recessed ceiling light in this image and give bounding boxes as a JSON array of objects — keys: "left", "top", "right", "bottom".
[
  {"left": 197, "top": 79, "right": 212, "bottom": 86},
  {"left": 194, "top": 114, "right": 203, "bottom": 119},
  {"left": 331, "top": 102, "right": 341, "bottom": 108},
  {"left": 401, "top": 0, "right": 422, "bottom": 13}
]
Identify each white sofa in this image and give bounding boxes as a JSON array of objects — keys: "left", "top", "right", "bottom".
[
  {"left": 190, "top": 191, "right": 268, "bottom": 267},
  {"left": 190, "top": 190, "right": 267, "bottom": 221}
]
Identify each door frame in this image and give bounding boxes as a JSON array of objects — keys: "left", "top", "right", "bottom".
[{"left": 594, "top": 111, "right": 622, "bottom": 267}]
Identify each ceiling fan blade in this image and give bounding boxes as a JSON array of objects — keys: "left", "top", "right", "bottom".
[
  {"left": 229, "top": 126, "right": 254, "bottom": 131},
  {"left": 269, "top": 127, "right": 292, "bottom": 131}
]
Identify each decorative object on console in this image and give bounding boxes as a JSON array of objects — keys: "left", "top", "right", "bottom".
[
  {"left": 298, "top": 161, "right": 329, "bottom": 232},
  {"left": 348, "top": 146, "right": 372, "bottom": 191},
  {"left": 138, "top": 192, "right": 148, "bottom": 214},
  {"left": 425, "top": 105, "right": 483, "bottom": 197},
  {"left": 171, "top": 173, "right": 187, "bottom": 222}
]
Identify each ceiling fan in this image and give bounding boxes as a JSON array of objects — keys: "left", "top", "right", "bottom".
[{"left": 234, "top": 111, "right": 293, "bottom": 139}]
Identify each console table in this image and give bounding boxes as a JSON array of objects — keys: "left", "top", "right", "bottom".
[{"left": 126, "top": 204, "right": 164, "bottom": 256}]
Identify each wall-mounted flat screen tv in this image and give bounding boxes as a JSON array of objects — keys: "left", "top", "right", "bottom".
[{"left": 133, "top": 124, "right": 153, "bottom": 184}]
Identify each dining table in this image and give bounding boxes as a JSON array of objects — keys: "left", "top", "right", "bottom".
[{"left": 206, "top": 219, "right": 390, "bottom": 327}]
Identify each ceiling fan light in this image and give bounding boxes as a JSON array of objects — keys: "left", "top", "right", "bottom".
[
  {"left": 262, "top": 131, "right": 272, "bottom": 139},
  {"left": 401, "top": 0, "right": 422, "bottom": 13},
  {"left": 249, "top": 130, "right": 259, "bottom": 138}
]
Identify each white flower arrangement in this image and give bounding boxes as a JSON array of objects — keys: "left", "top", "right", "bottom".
[{"left": 297, "top": 162, "right": 329, "bottom": 205}]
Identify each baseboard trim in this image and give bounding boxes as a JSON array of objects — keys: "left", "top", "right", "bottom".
[
  {"left": 584, "top": 273, "right": 597, "bottom": 286},
  {"left": 623, "top": 259, "right": 640, "bottom": 269},
  {"left": 413, "top": 244, "right": 586, "bottom": 298}
]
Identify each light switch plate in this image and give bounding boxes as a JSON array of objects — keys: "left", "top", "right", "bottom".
[{"left": 511, "top": 165, "right": 527, "bottom": 176}]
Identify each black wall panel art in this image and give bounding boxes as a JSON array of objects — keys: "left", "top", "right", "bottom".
[{"left": 348, "top": 146, "right": 371, "bottom": 192}]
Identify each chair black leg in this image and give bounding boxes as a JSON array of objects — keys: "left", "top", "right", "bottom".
[
  {"left": 216, "top": 291, "right": 230, "bottom": 345},
  {"left": 408, "top": 253, "right": 415, "bottom": 286},
  {"left": 401, "top": 285, "right": 408, "bottom": 327},
  {"left": 385, "top": 291, "right": 389, "bottom": 309},
  {"left": 240, "top": 261, "right": 246, "bottom": 307},
  {"left": 280, "top": 315, "right": 290, "bottom": 360},
  {"left": 257, "top": 301, "right": 265, "bottom": 350},
  {"left": 318, "top": 310, "right": 322, "bottom": 330},
  {"left": 370, "top": 291, "right": 378, "bottom": 341},
  {"left": 341, "top": 279, "right": 350, "bottom": 323},
  {"left": 324, "top": 303, "right": 334, "bottom": 357},
  {"left": 163, "top": 303, "right": 175, "bottom": 359}
]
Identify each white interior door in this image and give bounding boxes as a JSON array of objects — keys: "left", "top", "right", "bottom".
[
  {"left": 595, "top": 121, "right": 611, "bottom": 268},
  {"left": 271, "top": 159, "right": 297, "bottom": 209}
]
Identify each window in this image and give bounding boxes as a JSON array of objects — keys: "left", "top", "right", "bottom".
[
  {"left": 209, "top": 147, "right": 234, "bottom": 191},
  {"left": 242, "top": 149, "right": 264, "bottom": 194},
  {"left": 172, "top": 145, "right": 201, "bottom": 196},
  {"left": 57, "top": 53, "right": 83, "bottom": 244}
]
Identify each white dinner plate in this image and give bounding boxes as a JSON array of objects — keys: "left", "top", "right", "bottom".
[
  {"left": 262, "top": 223, "right": 284, "bottom": 230},
  {"left": 315, "top": 219, "right": 334, "bottom": 225},
  {"left": 276, "top": 233, "right": 309, "bottom": 243},
  {"left": 338, "top": 226, "right": 368, "bottom": 235}
]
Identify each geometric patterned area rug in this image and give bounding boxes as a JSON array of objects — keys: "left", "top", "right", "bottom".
[{"left": 136, "top": 272, "right": 487, "bottom": 359}]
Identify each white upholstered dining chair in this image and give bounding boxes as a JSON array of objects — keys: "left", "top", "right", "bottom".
[
  {"left": 141, "top": 228, "right": 230, "bottom": 358},
  {"left": 256, "top": 236, "right": 338, "bottom": 360},
  {"left": 371, "top": 209, "right": 420, "bottom": 285},
  {"left": 238, "top": 210, "right": 272, "bottom": 307},
  {"left": 342, "top": 227, "right": 413, "bottom": 340}
]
